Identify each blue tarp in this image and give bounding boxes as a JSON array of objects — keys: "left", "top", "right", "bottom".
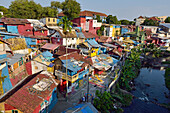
[
  {"left": 87, "top": 40, "right": 101, "bottom": 48},
  {"left": 42, "top": 51, "right": 53, "bottom": 58},
  {"left": 62, "top": 59, "right": 82, "bottom": 73},
  {"left": 112, "top": 57, "right": 119, "bottom": 64},
  {"left": 132, "top": 40, "right": 140, "bottom": 45}
]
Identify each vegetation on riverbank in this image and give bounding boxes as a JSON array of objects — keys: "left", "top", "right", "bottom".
[
  {"left": 119, "top": 48, "right": 141, "bottom": 91},
  {"left": 164, "top": 68, "right": 170, "bottom": 90},
  {"left": 93, "top": 87, "right": 133, "bottom": 113}
]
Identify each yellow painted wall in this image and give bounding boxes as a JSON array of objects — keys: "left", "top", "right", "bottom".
[
  {"left": 46, "top": 17, "right": 57, "bottom": 26},
  {"left": 47, "top": 66, "right": 54, "bottom": 73},
  {"left": 91, "top": 48, "right": 99, "bottom": 57},
  {"left": 112, "top": 28, "right": 116, "bottom": 37},
  {"left": 0, "top": 70, "right": 4, "bottom": 96}
]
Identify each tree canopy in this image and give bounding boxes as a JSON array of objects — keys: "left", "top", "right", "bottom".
[
  {"left": 120, "top": 20, "right": 130, "bottom": 25},
  {"left": 142, "top": 19, "right": 159, "bottom": 26},
  {"left": 95, "top": 15, "right": 102, "bottom": 22},
  {"left": 1, "top": 0, "right": 62, "bottom": 19},
  {"left": 164, "top": 17, "right": 170, "bottom": 23},
  {"left": 61, "top": 0, "right": 81, "bottom": 20},
  {"left": 106, "top": 15, "right": 120, "bottom": 24},
  {"left": 0, "top": 6, "right": 10, "bottom": 17},
  {"left": 9, "top": 0, "right": 42, "bottom": 19}
]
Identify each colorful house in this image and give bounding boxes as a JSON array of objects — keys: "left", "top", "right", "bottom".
[
  {"left": 7, "top": 54, "right": 27, "bottom": 86},
  {"left": 59, "top": 10, "right": 107, "bottom": 35},
  {"left": 0, "top": 17, "right": 33, "bottom": 36},
  {"left": 41, "top": 43, "right": 60, "bottom": 54},
  {"left": 40, "top": 17, "right": 58, "bottom": 26},
  {"left": 32, "top": 51, "right": 55, "bottom": 74},
  {"left": 27, "top": 19, "right": 48, "bottom": 37},
  {"left": 0, "top": 71, "right": 60, "bottom": 113},
  {"left": 54, "top": 51, "right": 90, "bottom": 93},
  {"left": 50, "top": 29, "right": 78, "bottom": 48},
  {"left": 0, "top": 51, "right": 13, "bottom": 96}
]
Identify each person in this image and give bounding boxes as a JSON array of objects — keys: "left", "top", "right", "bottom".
[{"left": 82, "top": 96, "right": 85, "bottom": 102}]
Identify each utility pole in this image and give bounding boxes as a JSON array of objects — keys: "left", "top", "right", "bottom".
[
  {"left": 87, "top": 68, "right": 90, "bottom": 102},
  {"left": 66, "top": 37, "right": 68, "bottom": 102}
]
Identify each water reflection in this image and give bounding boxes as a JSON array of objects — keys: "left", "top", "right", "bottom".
[{"left": 123, "top": 68, "right": 169, "bottom": 113}]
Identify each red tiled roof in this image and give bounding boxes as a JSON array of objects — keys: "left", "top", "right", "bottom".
[
  {"left": 138, "top": 16, "right": 144, "bottom": 19},
  {"left": 5, "top": 74, "right": 60, "bottom": 113},
  {"left": 80, "top": 10, "right": 107, "bottom": 17},
  {"left": 148, "top": 17, "right": 160, "bottom": 21},
  {"left": 41, "top": 43, "right": 60, "bottom": 51},
  {"left": 97, "top": 36, "right": 110, "bottom": 43},
  {"left": 82, "top": 31, "right": 98, "bottom": 38},
  {"left": 58, "top": 10, "right": 107, "bottom": 17},
  {"left": 55, "top": 46, "right": 80, "bottom": 56},
  {"left": 23, "top": 35, "right": 49, "bottom": 39},
  {"left": 0, "top": 17, "right": 30, "bottom": 25}
]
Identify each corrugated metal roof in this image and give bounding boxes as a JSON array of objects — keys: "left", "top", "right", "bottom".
[
  {"left": 61, "top": 59, "right": 82, "bottom": 73},
  {"left": 41, "top": 43, "right": 60, "bottom": 51},
  {"left": 87, "top": 40, "right": 101, "bottom": 48},
  {"left": 160, "top": 23, "right": 170, "bottom": 29}
]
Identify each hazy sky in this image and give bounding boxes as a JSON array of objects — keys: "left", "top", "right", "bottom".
[{"left": 0, "top": 0, "right": 170, "bottom": 20}]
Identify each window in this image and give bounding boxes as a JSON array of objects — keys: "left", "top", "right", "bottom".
[
  {"left": 26, "top": 29, "right": 31, "bottom": 32},
  {"left": 12, "top": 110, "right": 18, "bottom": 113},
  {"left": 35, "top": 66, "right": 38, "bottom": 70},
  {"left": 72, "top": 38, "right": 74, "bottom": 40},
  {"left": 53, "top": 19, "right": 55, "bottom": 22},
  {"left": 48, "top": 18, "right": 50, "bottom": 22},
  {"left": 57, "top": 38, "right": 60, "bottom": 42}
]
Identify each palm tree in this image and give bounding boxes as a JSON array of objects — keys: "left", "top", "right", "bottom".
[{"left": 58, "top": 16, "right": 72, "bottom": 101}]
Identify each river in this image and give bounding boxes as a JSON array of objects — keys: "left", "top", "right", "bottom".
[{"left": 123, "top": 68, "right": 169, "bottom": 113}]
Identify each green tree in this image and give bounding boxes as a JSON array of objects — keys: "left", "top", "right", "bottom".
[
  {"left": 95, "top": 15, "right": 102, "bottom": 22},
  {"left": 0, "top": 13, "right": 2, "bottom": 18},
  {"left": 61, "top": 0, "right": 81, "bottom": 20},
  {"left": 9, "top": 0, "right": 43, "bottom": 19},
  {"left": 129, "top": 21, "right": 135, "bottom": 25},
  {"left": 0, "top": 6, "right": 10, "bottom": 17},
  {"left": 142, "top": 19, "right": 159, "bottom": 26},
  {"left": 106, "top": 15, "right": 120, "bottom": 24},
  {"left": 120, "top": 19, "right": 130, "bottom": 25},
  {"left": 97, "top": 25, "right": 104, "bottom": 36},
  {"left": 164, "top": 17, "right": 170, "bottom": 23},
  {"left": 41, "top": 7, "right": 57, "bottom": 18}
]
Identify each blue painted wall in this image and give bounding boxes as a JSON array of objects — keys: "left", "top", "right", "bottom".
[
  {"left": 0, "top": 54, "right": 13, "bottom": 94},
  {"left": 121, "top": 27, "right": 129, "bottom": 35},
  {"left": 41, "top": 87, "right": 58, "bottom": 113},
  {"left": 24, "top": 37, "right": 37, "bottom": 48},
  {"left": 7, "top": 26, "right": 19, "bottom": 34}
]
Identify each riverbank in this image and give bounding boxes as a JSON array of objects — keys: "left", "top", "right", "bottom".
[{"left": 164, "top": 68, "right": 170, "bottom": 90}]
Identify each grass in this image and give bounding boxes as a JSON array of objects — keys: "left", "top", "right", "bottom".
[
  {"left": 164, "top": 68, "right": 170, "bottom": 90},
  {"left": 162, "top": 61, "right": 170, "bottom": 64}
]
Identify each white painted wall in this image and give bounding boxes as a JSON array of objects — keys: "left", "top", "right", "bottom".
[
  {"left": 93, "top": 20, "right": 102, "bottom": 27},
  {"left": 31, "top": 61, "right": 47, "bottom": 74},
  {"left": 63, "top": 38, "right": 77, "bottom": 47}
]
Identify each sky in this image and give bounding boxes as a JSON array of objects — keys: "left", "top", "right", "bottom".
[{"left": 0, "top": 0, "right": 170, "bottom": 21}]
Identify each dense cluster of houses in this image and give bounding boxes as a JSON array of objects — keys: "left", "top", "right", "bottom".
[{"left": 0, "top": 10, "right": 169, "bottom": 113}]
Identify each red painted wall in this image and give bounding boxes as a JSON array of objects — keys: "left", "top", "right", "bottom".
[
  {"left": 51, "top": 37, "right": 63, "bottom": 45},
  {"left": 88, "top": 19, "right": 100, "bottom": 35},
  {"left": 34, "top": 30, "right": 48, "bottom": 37},
  {"left": 18, "top": 23, "right": 33, "bottom": 35}
]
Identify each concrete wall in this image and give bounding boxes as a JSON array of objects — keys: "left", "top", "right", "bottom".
[{"left": 31, "top": 61, "right": 47, "bottom": 74}]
